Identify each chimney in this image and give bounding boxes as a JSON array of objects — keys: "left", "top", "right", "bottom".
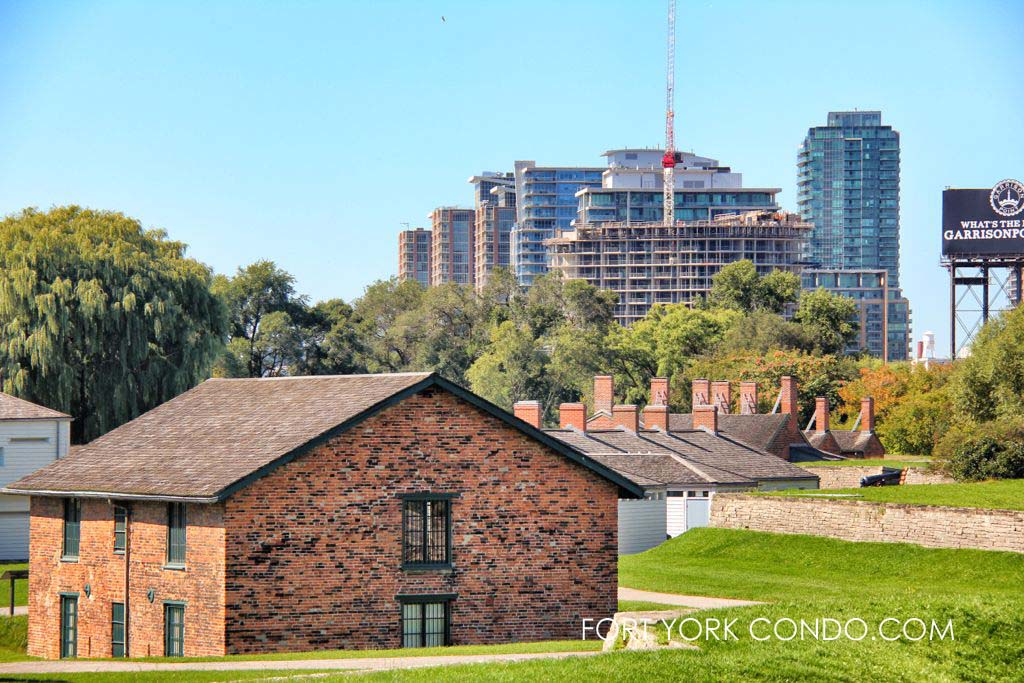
[
  {"left": 513, "top": 401, "right": 542, "bottom": 429},
  {"left": 860, "top": 397, "right": 875, "bottom": 432},
  {"left": 780, "top": 376, "right": 799, "bottom": 416},
  {"left": 649, "top": 377, "right": 670, "bottom": 406},
  {"left": 594, "top": 375, "right": 614, "bottom": 414},
  {"left": 612, "top": 405, "right": 639, "bottom": 433},
  {"left": 691, "top": 379, "right": 710, "bottom": 410},
  {"left": 693, "top": 404, "right": 718, "bottom": 435},
  {"left": 814, "top": 397, "right": 830, "bottom": 433},
  {"left": 711, "top": 381, "right": 731, "bottom": 414},
  {"left": 740, "top": 381, "right": 758, "bottom": 415},
  {"left": 643, "top": 404, "right": 669, "bottom": 431},
  {"left": 559, "top": 403, "right": 586, "bottom": 431}
]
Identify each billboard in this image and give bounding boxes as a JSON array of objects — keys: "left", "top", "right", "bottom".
[{"left": 942, "top": 180, "right": 1024, "bottom": 256}]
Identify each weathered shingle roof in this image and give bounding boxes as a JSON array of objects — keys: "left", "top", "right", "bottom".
[
  {"left": 0, "top": 393, "right": 71, "bottom": 420},
  {"left": 825, "top": 430, "right": 882, "bottom": 455},
  {"left": 545, "top": 427, "right": 816, "bottom": 489},
  {"left": 670, "top": 413, "right": 792, "bottom": 453},
  {"left": 5, "top": 373, "right": 644, "bottom": 502}
]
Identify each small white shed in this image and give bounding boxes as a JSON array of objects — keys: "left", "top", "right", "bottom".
[{"left": 0, "top": 393, "right": 72, "bottom": 561}]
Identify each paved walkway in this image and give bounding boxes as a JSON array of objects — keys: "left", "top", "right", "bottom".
[
  {"left": 618, "top": 587, "right": 762, "bottom": 609},
  {"left": 0, "top": 650, "right": 600, "bottom": 675}
]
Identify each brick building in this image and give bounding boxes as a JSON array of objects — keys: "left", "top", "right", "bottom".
[{"left": 4, "top": 373, "right": 639, "bottom": 659}]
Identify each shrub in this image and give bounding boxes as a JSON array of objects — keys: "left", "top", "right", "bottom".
[
  {"left": 876, "top": 389, "right": 952, "bottom": 456},
  {"left": 934, "top": 419, "right": 1024, "bottom": 481}
]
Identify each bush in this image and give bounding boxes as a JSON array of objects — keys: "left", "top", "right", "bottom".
[
  {"left": 876, "top": 389, "right": 952, "bottom": 455},
  {"left": 934, "top": 419, "right": 1024, "bottom": 481}
]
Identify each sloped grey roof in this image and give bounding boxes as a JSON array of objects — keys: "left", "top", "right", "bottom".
[
  {"left": 545, "top": 427, "right": 816, "bottom": 489},
  {"left": 0, "top": 393, "right": 71, "bottom": 420},
  {"left": 670, "top": 413, "right": 792, "bottom": 453},
  {"left": 829, "top": 430, "right": 882, "bottom": 455},
  {"left": 5, "top": 373, "right": 644, "bottom": 501}
]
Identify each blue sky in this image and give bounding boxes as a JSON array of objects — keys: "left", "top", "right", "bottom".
[{"left": 2, "top": 0, "right": 1022, "bottom": 354}]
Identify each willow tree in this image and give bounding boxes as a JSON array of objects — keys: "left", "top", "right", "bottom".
[{"left": 0, "top": 206, "right": 228, "bottom": 442}]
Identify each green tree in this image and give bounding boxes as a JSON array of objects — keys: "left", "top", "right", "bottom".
[
  {"left": 0, "top": 206, "right": 227, "bottom": 442},
  {"left": 212, "top": 261, "right": 310, "bottom": 377},
  {"left": 708, "top": 260, "right": 800, "bottom": 313},
  {"left": 876, "top": 388, "right": 953, "bottom": 456},
  {"left": 351, "top": 278, "right": 426, "bottom": 372},
  {"left": 717, "top": 310, "right": 812, "bottom": 355},
  {"left": 290, "top": 299, "right": 365, "bottom": 376},
  {"left": 794, "top": 288, "right": 860, "bottom": 355},
  {"left": 950, "top": 304, "right": 1024, "bottom": 424}
]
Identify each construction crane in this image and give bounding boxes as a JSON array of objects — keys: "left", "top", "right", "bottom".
[{"left": 661, "top": 0, "right": 676, "bottom": 227}]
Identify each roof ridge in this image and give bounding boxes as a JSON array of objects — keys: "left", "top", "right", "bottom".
[{"left": 207, "top": 371, "right": 433, "bottom": 382}]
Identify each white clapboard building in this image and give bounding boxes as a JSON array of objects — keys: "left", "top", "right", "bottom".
[{"left": 0, "top": 393, "right": 71, "bottom": 560}]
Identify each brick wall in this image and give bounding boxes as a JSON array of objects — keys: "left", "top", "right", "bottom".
[
  {"left": 28, "top": 498, "right": 226, "bottom": 659},
  {"left": 222, "top": 387, "right": 620, "bottom": 654},
  {"left": 710, "top": 493, "right": 1024, "bottom": 553},
  {"left": 803, "top": 466, "right": 887, "bottom": 489}
]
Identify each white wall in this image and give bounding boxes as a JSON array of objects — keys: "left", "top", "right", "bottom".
[
  {"left": 0, "top": 418, "right": 67, "bottom": 560},
  {"left": 618, "top": 498, "right": 667, "bottom": 555}
]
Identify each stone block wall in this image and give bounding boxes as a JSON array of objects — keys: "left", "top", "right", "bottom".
[
  {"left": 710, "top": 493, "right": 1024, "bottom": 553},
  {"left": 803, "top": 466, "right": 887, "bottom": 490}
]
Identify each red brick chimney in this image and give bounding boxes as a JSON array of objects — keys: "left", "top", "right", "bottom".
[
  {"left": 594, "top": 375, "right": 614, "bottom": 414},
  {"left": 612, "top": 405, "right": 639, "bottom": 433},
  {"left": 559, "top": 403, "right": 586, "bottom": 431},
  {"left": 711, "top": 381, "right": 731, "bottom": 414},
  {"left": 513, "top": 401, "right": 542, "bottom": 429},
  {"left": 814, "top": 397, "right": 830, "bottom": 433},
  {"left": 691, "top": 379, "right": 710, "bottom": 410},
  {"left": 643, "top": 404, "right": 669, "bottom": 431},
  {"left": 740, "top": 381, "right": 758, "bottom": 415},
  {"left": 649, "top": 377, "right": 670, "bottom": 406},
  {"left": 780, "top": 376, "right": 799, "bottom": 416},
  {"left": 693, "top": 404, "right": 718, "bottom": 434},
  {"left": 860, "top": 397, "right": 875, "bottom": 432}
]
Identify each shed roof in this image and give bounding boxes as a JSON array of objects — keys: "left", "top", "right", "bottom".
[{"left": 0, "top": 393, "right": 71, "bottom": 421}]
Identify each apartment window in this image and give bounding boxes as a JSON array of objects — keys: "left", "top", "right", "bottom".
[
  {"left": 401, "top": 495, "right": 453, "bottom": 568},
  {"left": 164, "top": 603, "right": 185, "bottom": 657},
  {"left": 111, "top": 602, "right": 126, "bottom": 657},
  {"left": 62, "top": 499, "right": 81, "bottom": 560},
  {"left": 166, "top": 503, "right": 186, "bottom": 567},
  {"left": 113, "top": 506, "right": 127, "bottom": 553},
  {"left": 400, "top": 597, "right": 452, "bottom": 648}
]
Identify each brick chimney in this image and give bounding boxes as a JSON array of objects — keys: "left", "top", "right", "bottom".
[
  {"left": 612, "top": 405, "right": 639, "bottom": 433},
  {"left": 711, "top": 381, "right": 731, "bottom": 414},
  {"left": 693, "top": 404, "right": 718, "bottom": 434},
  {"left": 814, "top": 397, "right": 830, "bottom": 433},
  {"left": 513, "top": 401, "right": 542, "bottom": 429},
  {"left": 643, "top": 404, "right": 669, "bottom": 431},
  {"left": 594, "top": 375, "right": 614, "bottom": 414},
  {"left": 649, "top": 377, "right": 670, "bottom": 406},
  {"left": 559, "top": 403, "right": 586, "bottom": 431},
  {"left": 691, "top": 379, "right": 710, "bottom": 410},
  {"left": 740, "top": 381, "right": 758, "bottom": 415},
  {"left": 860, "top": 397, "right": 875, "bottom": 432},
  {"left": 780, "top": 376, "right": 798, "bottom": 416}
]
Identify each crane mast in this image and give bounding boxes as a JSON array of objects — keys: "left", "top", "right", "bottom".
[{"left": 661, "top": 0, "right": 676, "bottom": 227}]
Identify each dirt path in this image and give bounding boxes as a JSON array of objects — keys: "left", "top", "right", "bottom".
[{"left": 618, "top": 587, "right": 763, "bottom": 608}]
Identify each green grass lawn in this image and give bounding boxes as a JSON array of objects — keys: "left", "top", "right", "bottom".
[
  {"left": 0, "top": 562, "right": 28, "bottom": 608},
  {"left": 4, "top": 530, "right": 1024, "bottom": 681},
  {"left": 765, "top": 477, "right": 1024, "bottom": 511},
  {"left": 798, "top": 458, "right": 930, "bottom": 469}
]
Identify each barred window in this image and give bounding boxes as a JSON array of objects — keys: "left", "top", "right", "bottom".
[
  {"left": 113, "top": 506, "right": 127, "bottom": 553},
  {"left": 62, "top": 499, "right": 80, "bottom": 560},
  {"left": 401, "top": 600, "right": 450, "bottom": 648},
  {"left": 401, "top": 497, "right": 451, "bottom": 567},
  {"left": 166, "top": 503, "right": 186, "bottom": 566}
]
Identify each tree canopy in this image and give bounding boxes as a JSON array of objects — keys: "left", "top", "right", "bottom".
[{"left": 0, "top": 207, "right": 227, "bottom": 441}]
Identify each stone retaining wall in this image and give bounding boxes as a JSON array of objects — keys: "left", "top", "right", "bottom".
[
  {"left": 710, "top": 493, "right": 1024, "bottom": 553},
  {"left": 803, "top": 466, "right": 886, "bottom": 489},
  {"left": 902, "top": 468, "right": 956, "bottom": 485}
]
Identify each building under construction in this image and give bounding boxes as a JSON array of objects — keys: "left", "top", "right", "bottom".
[{"left": 547, "top": 210, "right": 812, "bottom": 325}]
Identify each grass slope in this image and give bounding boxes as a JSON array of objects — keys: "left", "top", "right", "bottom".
[
  {"left": 0, "top": 562, "right": 27, "bottom": 608},
  {"left": 766, "top": 478, "right": 1024, "bottom": 511},
  {"left": 798, "top": 459, "right": 929, "bottom": 469}
]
